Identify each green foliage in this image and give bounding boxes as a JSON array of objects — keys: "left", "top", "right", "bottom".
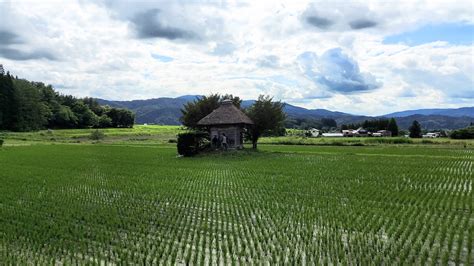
[
  {"left": 89, "top": 129, "right": 105, "bottom": 140},
  {"left": 180, "top": 93, "right": 241, "bottom": 129},
  {"left": 12, "top": 79, "right": 50, "bottom": 131},
  {"left": 0, "top": 69, "right": 135, "bottom": 131},
  {"left": 106, "top": 108, "right": 135, "bottom": 128},
  {"left": 0, "top": 139, "right": 3, "bottom": 147},
  {"left": 450, "top": 126, "right": 474, "bottom": 139},
  {"left": 52, "top": 105, "right": 78, "bottom": 128},
  {"left": 246, "top": 95, "right": 286, "bottom": 148},
  {"left": 72, "top": 101, "right": 100, "bottom": 128},
  {"left": 0, "top": 72, "right": 17, "bottom": 129},
  {"left": 387, "top": 118, "right": 399, "bottom": 136},
  {"left": 177, "top": 131, "right": 208, "bottom": 156},
  {"left": 98, "top": 114, "right": 112, "bottom": 128},
  {"left": 409, "top": 120, "right": 422, "bottom": 138}
]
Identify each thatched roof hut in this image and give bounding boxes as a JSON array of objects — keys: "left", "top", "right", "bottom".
[
  {"left": 197, "top": 100, "right": 254, "bottom": 126},
  {"left": 197, "top": 100, "right": 253, "bottom": 149}
]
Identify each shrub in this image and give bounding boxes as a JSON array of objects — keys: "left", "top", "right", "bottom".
[
  {"left": 177, "top": 132, "right": 208, "bottom": 157},
  {"left": 0, "top": 139, "right": 3, "bottom": 147},
  {"left": 89, "top": 129, "right": 105, "bottom": 140}
]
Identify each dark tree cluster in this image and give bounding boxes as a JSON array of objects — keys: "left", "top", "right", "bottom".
[
  {"left": 0, "top": 72, "right": 134, "bottom": 132},
  {"left": 342, "top": 118, "right": 399, "bottom": 136},
  {"left": 409, "top": 120, "right": 422, "bottom": 138},
  {"left": 450, "top": 126, "right": 474, "bottom": 139}
]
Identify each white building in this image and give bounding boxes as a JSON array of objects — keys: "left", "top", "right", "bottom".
[
  {"left": 422, "top": 132, "right": 440, "bottom": 138},
  {"left": 322, "top": 133, "right": 344, "bottom": 137}
]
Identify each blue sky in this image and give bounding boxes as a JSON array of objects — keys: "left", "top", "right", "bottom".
[
  {"left": 151, "top": 53, "right": 174, "bottom": 63},
  {"left": 0, "top": 0, "right": 473, "bottom": 115},
  {"left": 384, "top": 23, "right": 474, "bottom": 46}
]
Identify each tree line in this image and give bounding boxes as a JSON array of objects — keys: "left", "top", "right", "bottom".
[{"left": 0, "top": 71, "right": 134, "bottom": 131}]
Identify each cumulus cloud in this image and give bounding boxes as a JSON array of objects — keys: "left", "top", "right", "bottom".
[
  {"left": 0, "top": 0, "right": 472, "bottom": 115},
  {"left": 0, "top": 47, "right": 57, "bottom": 61},
  {"left": 257, "top": 55, "right": 280, "bottom": 68},
  {"left": 0, "top": 30, "right": 56, "bottom": 61},
  {"left": 0, "top": 31, "right": 23, "bottom": 45},
  {"left": 131, "top": 9, "right": 197, "bottom": 40},
  {"left": 298, "top": 48, "right": 381, "bottom": 93},
  {"left": 349, "top": 19, "right": 377, "bottom": 30},
  {"left": 210, "top": 41, "right": 236, "bottom": 55},
  {"left": 301, "top": 2, "right": 380, "bottom": 32},
  {"left": 306, "top": 15, "right": 334, "bottom": 29}
]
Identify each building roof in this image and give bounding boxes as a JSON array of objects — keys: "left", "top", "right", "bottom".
[{"left": 197, "top": 100, "right": 254, "bottom": 126}]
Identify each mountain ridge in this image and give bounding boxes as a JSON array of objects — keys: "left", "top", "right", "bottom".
[
  {"left": 96, "top": 97, "right": 474, "bottom": 130},
  {"left": 384, "top": 107, "right": 474, "bottom": 118}
]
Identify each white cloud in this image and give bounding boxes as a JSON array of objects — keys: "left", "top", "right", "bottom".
[{"left": 0, "top": 0, "right": 472, "bottom": 115}]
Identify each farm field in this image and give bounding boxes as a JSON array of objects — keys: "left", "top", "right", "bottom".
[
  {"left": 0, "top": 142, "right": 472, "bottom": 264},
  {"left": 0, "top": 125, "right": 183, "bottom": 145},
  {"left": 1, "top": 125, "right": 473, "bottom": 147}
]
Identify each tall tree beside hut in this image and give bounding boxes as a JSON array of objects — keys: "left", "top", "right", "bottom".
[{"left": 246, "top": 95, "right": 286, "bottom": 149}]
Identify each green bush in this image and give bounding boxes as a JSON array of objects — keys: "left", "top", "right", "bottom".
[
  {"left": 450, "top": 126, "right": 474, "bottom": 139},
  {"left": 0, "top": 139, "right": 3, "bottom": 147},
  {"left": 177, "top": 132, "right": 208, "bottom": 157},
  {"left": 89, "top": 129, "right": 105, "bottom": 140}
]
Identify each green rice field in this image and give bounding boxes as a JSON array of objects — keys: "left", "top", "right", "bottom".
[{"left": 0, "top": 128, "right": 473, "bottom": 264}]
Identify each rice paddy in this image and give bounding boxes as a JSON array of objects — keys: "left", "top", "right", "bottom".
[{"left": 0, "top": 139, "right": 472, "bottom": 264}]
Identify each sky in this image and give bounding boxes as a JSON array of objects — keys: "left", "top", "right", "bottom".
[{"left": 0, "top": 0, "right": 473, "bottom": 116}]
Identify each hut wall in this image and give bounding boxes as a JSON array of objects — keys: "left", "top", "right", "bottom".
[{"left": 210, "top": 126, "right": 243, "bottom": 148}]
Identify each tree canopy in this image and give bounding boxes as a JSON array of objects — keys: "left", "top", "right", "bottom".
[
  {"left": 245, "top": 95, "right": 286, "bottom": 149},
  {"left": 450, "top": 126, "right": 474, "bottom": 139},
  {"left": 409, "top": 120, "right": 422, "bottom": 138},
  {"left": 0, "top": 70, "right": 134, "bottom": 131},
  {"left": 387, "top": 118, "right": 399, "bottom": 136},
  {"left": 180, "top": 93, "right": 241, "bottom": 129}
]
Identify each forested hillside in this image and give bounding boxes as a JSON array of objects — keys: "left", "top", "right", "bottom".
[{"left": 0, "top": 72, "right": 134, "bottom": 131}]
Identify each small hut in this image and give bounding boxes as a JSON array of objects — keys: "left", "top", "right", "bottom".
[{"left": 197, "top": 100, "right": 254, "bottom": 149}]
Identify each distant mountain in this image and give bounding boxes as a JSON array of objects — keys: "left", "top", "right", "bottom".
[
  {"left": 97, "top": 97, "right": 198, "bottom": 125},
  {"left": 97, "top": 96, "right": 474, "bottom": 130},
  {"left": 391, "top": 115, "right": 472, "bottom": 130},
  {"left": 384, "top": 107, "right": 474, "bottom": 118}
]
